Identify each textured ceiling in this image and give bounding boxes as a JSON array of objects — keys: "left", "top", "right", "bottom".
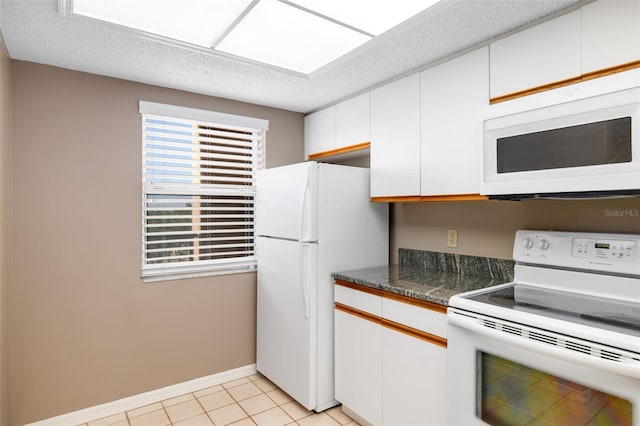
[{"left": 0, "top": 0, "right": 588, "bottom": 113}]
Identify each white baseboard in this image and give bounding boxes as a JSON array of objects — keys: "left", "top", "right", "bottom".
[{"left": 25, "top": 364, "right": 257, "bottom": 426}]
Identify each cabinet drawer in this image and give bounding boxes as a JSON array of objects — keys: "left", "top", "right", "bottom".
[
  {"left": 382, "top": 297, "right": 447, "bottom": 339},
  {"left": 335, "top": 284, "right": 382, "bottom": 316}
]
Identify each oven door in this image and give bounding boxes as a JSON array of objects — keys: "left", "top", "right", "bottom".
[{"left": 447, "top": 309, "right": 640, "bottom": 426}]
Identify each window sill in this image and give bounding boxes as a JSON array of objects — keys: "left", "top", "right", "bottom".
[{"left": 141, "top": 265, "right": 256, "bottom": 283}]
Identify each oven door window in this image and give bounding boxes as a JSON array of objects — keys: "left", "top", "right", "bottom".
[{"left": 478, "top": 352, "right": 632, "bottom": 425}]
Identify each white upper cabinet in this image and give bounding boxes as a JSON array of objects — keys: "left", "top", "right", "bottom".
[
  {"left": 304, "top": 93, "right": 371, "bottom": 161},
  {"left": 304, "top": 106, "right": 336, "bottom": 159},
  {"left": 421, "top": 47, "right": 488, "bottom": 196},
  {"left": 581, "top": 0, "right": 640, "bottom": 74},
  {"left": 336, "top": 92, "right": 370, "bottom": 148},
  {"left": 489, "top": 11, "right": 581, "bottom": 99},
  {"left": 490, "top": 0, "right": 640, "bottom": 102},
  {"left": 370, "top": 73, "right": 421, "bottom": 198}
]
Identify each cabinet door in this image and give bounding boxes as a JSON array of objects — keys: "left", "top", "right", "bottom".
[
  {"left": 336, "top": 92, "right": 370, "bottom": 148},
  {"left": 421, "top": 47, "right": 488, "bottom": 196},
  {"left": 581, "top": 0, "right": 640, "bottom": 74},
  {"left": 334, "top": 309, "right": 382, "bottom": 426},
  {"left": 370, "top": 74, "right": 421, "bottom": 198},
  {"left": 304, "top": 106, "right": 336, "bottom": 159},
  {"left": 383, "top": 327, "right": 447, "bottom": 426},
  {"left": 489, "top": 11, "right": 581, "bottom": 99}
]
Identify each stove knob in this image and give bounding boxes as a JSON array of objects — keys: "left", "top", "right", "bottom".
[
  {"left": 538, "top": 239, "right": 550, "bottom": 250},
  {"left": 522, "top": 238, "right": 533, "bottom": 249}
]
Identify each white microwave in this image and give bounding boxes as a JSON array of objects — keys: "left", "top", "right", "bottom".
[{"left": 482, "top": 86, "right": 640, "bottom": 199}]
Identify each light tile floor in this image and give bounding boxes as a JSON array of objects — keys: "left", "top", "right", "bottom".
[{"left": 78, "top": 374, "right": 360, "bottom": 426}]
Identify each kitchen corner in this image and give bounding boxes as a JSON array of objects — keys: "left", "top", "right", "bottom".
[{"left": 331, "top": 249, "right": 514, "bottom": 426}]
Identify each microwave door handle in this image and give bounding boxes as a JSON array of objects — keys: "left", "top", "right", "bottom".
[{"left": 448, "top": 313, "right": 640, "bottom": 380}]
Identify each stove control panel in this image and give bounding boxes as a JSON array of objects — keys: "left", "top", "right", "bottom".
[
  {"left": 572, "top": 238, "right": 636, "bottom": 261},
  {"left": 513, "top": 230, "right": 640, "bottom": 275}
]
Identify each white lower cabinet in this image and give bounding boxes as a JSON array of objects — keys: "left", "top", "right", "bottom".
[
  {"left": 334, "top": 282, "right": 447, "bottom": 425},
  {"left": 335, "top": 309, "right": 383, "bottom": 425},
  {"left": 383, "top": 327, "right": 447, "bottom": 426}
]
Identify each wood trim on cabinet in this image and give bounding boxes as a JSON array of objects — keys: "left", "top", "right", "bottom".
[
  {"left": 335, "top": 301, "right": 448, "bottom": 348},
  {"left": 307, "top": 142, "right": 370, "bottom": 160},
  {"left": 335, "top": 279, "right": 448, "bottom": 314},
  {"left": 371, "top": 194, "right": 488, "bottom": 203},
  {"left": 490, "top": 60, "right": 640, "bottom": 104},
  {"left": 489, "top": 76, "right": 583, "bottom": 104},
  {"left": 580, "top": 59, "right": 640, "bottom": 82},
  {"left": 335, "top": 302, "right": 382, "bottom": 325},
  {"left": 382, "top": 292, "right": 448, "bottom": 314},
  {"left": 371, "top": 195, "right": 422, "bottom": 203},
  {"left": 381, "top": 318, "right": 448, "bottom": 348},
  {"left": 419, "top": 194, "right": 488, "bottom": 202},
  {"left": 335, "top": 279, "right": 386, "bottom": 297}
]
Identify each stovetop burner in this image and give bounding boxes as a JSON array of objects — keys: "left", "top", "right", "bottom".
[
  {"left": 449, "top": 230, "right": 640, "bottom": 353},
  {"left": 466, "top": 284, "right": 640, "bottom": 337}
]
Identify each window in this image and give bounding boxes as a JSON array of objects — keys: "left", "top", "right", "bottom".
[{"left": 139, "top": 101, "right": 268, "bottom": 281}]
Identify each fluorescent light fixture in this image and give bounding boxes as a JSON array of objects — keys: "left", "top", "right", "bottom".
[
  {"left": 68, "top": 0, "right": 440, "bottom": 74},
  {"left": 215, "top": 0, "right": 371, "bottom": 74},
  {"left": 286, "top": 0, "right": 439, "bottom": 36},
  {"left": 73, "top": 0, "right": 253, "bottom": 47}
]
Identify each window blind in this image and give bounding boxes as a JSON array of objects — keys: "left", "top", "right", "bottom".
[{"left": 140, "top": 103, "right": 266, "bottom": 280}]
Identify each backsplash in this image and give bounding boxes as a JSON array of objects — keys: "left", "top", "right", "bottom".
[{"left": 399, "top": 249, "right": 514, "bottom": 282}]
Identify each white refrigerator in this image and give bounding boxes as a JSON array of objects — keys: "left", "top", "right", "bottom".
[{"left": 256, "top": 161, "right": 388, "bottom": 412}]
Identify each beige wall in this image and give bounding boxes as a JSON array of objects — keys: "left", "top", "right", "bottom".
[
  {"left": 0, "top": 33, "right": 11, "bottom": 426},
  {"left": 9, "top": 61, "right": 303, "bottom": 425},
  {"left": 391, "top": 197, "right": 640, "bottom": 262}
]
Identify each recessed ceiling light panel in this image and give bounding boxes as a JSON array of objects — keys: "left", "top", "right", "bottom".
[
  {"left": 73, "top": 0, "right": 254, "bottom": 47},
  {"left": 286, "top": 0, "right": 439, "bottom": 35},
  {"left": 69, "top": 0, "right": 435, "bottom": 75},
  {"left": 215, "top": 0, "right": 371, "bottom": 74}
]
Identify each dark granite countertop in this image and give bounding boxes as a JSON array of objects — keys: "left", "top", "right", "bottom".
[{"left": 332, "top": 250, "right": 515, "bottom": 306}]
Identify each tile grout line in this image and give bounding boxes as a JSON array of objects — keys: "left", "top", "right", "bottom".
[
  {"left": 256, "top": 383, "right": 312, "bottom": 424},
  {"left": 195, "top": 385, "right": 260, "bottom": 426},
  {"left": 87, "top": 374, "right": 356, "bottom": 426},
  {"left": 161, "top": 403, "right": 172, "bottom": 426},
  {"left": 190, "top": 390, "right": 219, "bottom": 426},
  {"left": 232, "top": 379, "right": 287, "bottom": 426}
]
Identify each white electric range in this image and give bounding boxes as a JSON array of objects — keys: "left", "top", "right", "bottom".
[{"left": 447, "top": 230, "right": 640, "bottom": 426}]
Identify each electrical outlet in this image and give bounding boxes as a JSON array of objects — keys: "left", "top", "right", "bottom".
[{"left": 447, "top": 229, "right": 458, "bottom": 248}]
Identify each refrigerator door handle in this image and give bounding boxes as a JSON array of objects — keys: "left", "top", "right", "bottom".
[
  {"left": 299, "top": 169, "right": 310, "bottom": 241},
  {"left": 300, "top": 244, "right": 310, "bottom": 319}
]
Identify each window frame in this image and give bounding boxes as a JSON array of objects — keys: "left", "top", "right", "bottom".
[{"left": 139, "top": 101, "right": 268, "bottom": 282}]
